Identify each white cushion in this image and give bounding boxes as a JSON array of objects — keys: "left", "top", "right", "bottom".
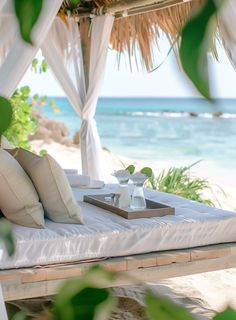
[
  {"left": 0, "top": 149, "right": 45, "bottom": 228},
  {"left": 9, "top": 148, "right": 84, "bottom": 224},
  {"left": 0, "top": 135, "right": 13, "bottom": 149}
]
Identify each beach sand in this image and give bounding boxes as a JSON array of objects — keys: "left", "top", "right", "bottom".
[{"left": 24, "top": 140, "right": 236, "bottom": 319}]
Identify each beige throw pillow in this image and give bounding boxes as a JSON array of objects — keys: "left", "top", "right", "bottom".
[
  {"left": 0, "top": 149, "right": 45, "bottom": 228},
  {"left": 9, "top": 148, "right": 84, "bottom": 224}
]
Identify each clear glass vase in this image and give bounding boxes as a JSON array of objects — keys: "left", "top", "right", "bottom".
[
  {"left": 130, "top": 181, "right": 146, "bottom": 210},
  {"left": 112, "top": 170, "right": 131, "bottom": 208}
]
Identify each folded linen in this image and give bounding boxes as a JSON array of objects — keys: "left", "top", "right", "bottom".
[
  {"left": 66, "top": 174, "right": 90, "bottom": 187},
  {"left": 64, "top": 168, "right": 78, "bottom": 175}
]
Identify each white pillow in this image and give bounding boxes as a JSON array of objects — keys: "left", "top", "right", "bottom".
[
  {"left": 0, "top": 135, "right": 13, "bottom": 149},
  {"left": 9, "top": 148, "right": 84, "bottom": 224},
  {"left": 0, "top": 149, "right": 45, "bottom": 228}
]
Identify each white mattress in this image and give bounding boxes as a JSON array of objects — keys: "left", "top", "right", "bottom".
[{"left": 1, "top": 185, "right": 236, "bottom": 269}]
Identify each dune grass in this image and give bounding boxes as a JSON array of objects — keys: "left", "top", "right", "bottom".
[{"left": 147, "top": 162, "right": 216, "bottom": 206}]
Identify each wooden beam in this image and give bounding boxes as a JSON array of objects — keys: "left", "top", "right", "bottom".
[
  {"left": 114, "top": 0, "right": 193, "bottom": 19},
  {"left": 1, "top": 242, "right": 236, "bottom": 301},
  {"left": 72, "top": 0, "right": 193, "bottom": 18}
]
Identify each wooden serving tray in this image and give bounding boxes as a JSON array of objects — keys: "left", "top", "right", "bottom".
[{"left": 83, "top": 194, "right": 175, "bottom": 219}]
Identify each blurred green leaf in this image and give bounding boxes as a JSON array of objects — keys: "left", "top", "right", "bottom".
[
  {"left": 141, "top": 167, "right": 153, "bottom": 178},
  {"left": 33, "top": 93, "right": 39, "bottom": 101},
  {"left": 31, "top": 58, "right": 38, "bottom": 73},
  {"left": 39, "top": 149, "right": 47, "bottom": 156},
  {"left": 145, "top": 290, "right": 196, "bottom": 320},
  {"left": 213, "top": 307, "right": 236, "bottom": 320},
  {"left": 0, "top": 96, "right": 13, "bottom": 134},
  {"left": 126, "top": 165, "right": 135, "bottom": 174},
  {"left": 0, "top": 218, "right": 15, "bottom": 256},
  {"left": 20, "top": 86, "right": 30, "bottom": 96},
  {"left": 54, "top": 265, "right": 117, "bottom": 320},
  {"left": 179, "top": 0, "right": 220, "bottom": 99},
  {"left": 5, "top": 87, "right": 38, "bottom": 150},
  {"left": 11, "top": 311, "right": 27, "bottom": 320},
  {"left": 40, "top": 59, "right": 48, "bottom": 73},
  {"left": 69, "top": 0, "right": 81, "bottom": 8},
  {"left": 14, "top": 0, "right": 43, "bottom": 44}
]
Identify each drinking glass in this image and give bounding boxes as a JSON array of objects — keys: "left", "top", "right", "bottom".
[
  {"left": 112, "top": 170, "right": 131, "bottom": 208},
  {"left": 130, "top": 173, "right": 148, "bottom": 210}
]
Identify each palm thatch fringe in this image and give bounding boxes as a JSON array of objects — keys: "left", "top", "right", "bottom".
[
  {"left": 59, "top": 1, "right": 204, "bottom": 71},
  {"left": 110, "top": 0, "right": 202, "bottom": 71}
]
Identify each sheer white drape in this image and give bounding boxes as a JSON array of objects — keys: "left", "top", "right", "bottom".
[
  {"left": 0, "top": 0, "right": 63, "bottom": 98},
  {"left": 219, "top": 0, "right": 236, "bottom": 69},
  {"left": 0, "top": 284, "right": 8, "bottom": 320},
  {"left": 41, "top": 15, "right": 114, "bottom": 180}
]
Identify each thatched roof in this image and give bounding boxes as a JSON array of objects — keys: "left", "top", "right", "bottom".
[{"left": 59, "top": 0, "right": 203, "bottom": 71}]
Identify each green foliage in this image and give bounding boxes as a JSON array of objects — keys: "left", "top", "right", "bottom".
[
  {"left": 39, "top": 149, "right": 47, "bottom": 156},
  {"left": 11, "top": 311, "right": 27, "bottom": 320},
  {"left": 14, "top": 0, "right": 43, "bottom": 44},
  {"left": 213, "top": 307, "right": 236, "bottom": 320},
  {"left": 126, "top": 164, "right": 135, "bottom": 174},
  {"left": 179, "top": 0, "right": 220, "bottom": 99},
  {"left": 9, "top": 266, "right": 236, "bottom": 320},
  {"left": 69, "top": 0, "right": 82, "bottom": 9},
  {"left": 54, "top": 265, "right": 117, "bottom": 320},
  {"left": 0, "top": 219, "right": 15, "bottom": 256},
  {"left": 140, "top": 167, "right": 153, "bottom": 178},
  {"left": 0, "top": 97, "right": 13, "bottom": 135},
  {"left": 31, "top": 58, "right": 48, "bottom": 74},
  {"left": 147, "top": 163, "right": 215, "bottom": 206},
  {"left": 145, "top": 290, "right": 195, "bottom": 320},
  {"left": 4, "top": 86, "right": 38, "bottom": 150}
]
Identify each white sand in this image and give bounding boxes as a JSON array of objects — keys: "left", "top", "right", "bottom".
[
  {"left": 32, "top": 140, "right": 236, "bottom": 211},
  {"left": 31, "top": 141, "right": 236, "bottom": 319}
]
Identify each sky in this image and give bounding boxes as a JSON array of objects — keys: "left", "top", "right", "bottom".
[{"left": 19, "top": 37, "right": 236, "bottom": 98}]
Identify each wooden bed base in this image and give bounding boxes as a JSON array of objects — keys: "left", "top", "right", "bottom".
[{"left": 1, "top": 242, "right": 236, "bottom": 301}]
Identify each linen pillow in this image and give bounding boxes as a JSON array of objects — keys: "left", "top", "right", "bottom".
[
  {"left": 0, "top": 135, "right": 13, "bottom": 149},
  {"left": 8, "top": 148, "right": 84, "bottom": 224},
  {"left": 0, "top": 149, "right": 45, "bottom": 228}
]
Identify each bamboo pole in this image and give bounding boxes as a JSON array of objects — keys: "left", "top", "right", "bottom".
[
  {"left": 105, "top": 0, "right": 192, "bottom": 14},
  {"left": 114, "top": 0, "right": 193, "bottom": 19}
]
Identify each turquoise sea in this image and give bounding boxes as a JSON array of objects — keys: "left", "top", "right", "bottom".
[{"left": 39, "top": 97, "right": 236, "bottom": 168}]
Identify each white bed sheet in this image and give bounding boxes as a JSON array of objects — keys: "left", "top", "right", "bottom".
[{"left": 1, "top": 185, "right": 236, "bottom": 269}]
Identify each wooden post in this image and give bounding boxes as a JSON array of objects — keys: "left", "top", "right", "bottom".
[{"left": 79, "top": 17, "right": 91, "bottom": 92}]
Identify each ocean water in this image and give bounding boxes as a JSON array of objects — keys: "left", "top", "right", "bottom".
[{"left": 38, "top": 97, "right": 236, "bottom": 168}]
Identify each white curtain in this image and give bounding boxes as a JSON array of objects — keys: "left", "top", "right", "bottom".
[
  {"left": 0, "top": 284, "right": 7, "bottom": 320},
  {"left": 41, "top": 15, "right": 114, "bottom": 180},
  {"left": 218, "top": 0, "right": 236, "bottom": 69},
  {"left": 0, "top": 0, "right": 63, "bottom": 98}
]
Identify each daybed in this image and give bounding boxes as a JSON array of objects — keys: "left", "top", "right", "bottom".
[{"left": 1, "top": 185, "right": 236, "bottom": 301}]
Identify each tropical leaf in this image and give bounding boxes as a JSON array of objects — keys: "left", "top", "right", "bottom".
[
  {"left": 126, "top": 165, "right": 135, "bottom": 174},
  {"left": 145, "top": 290, "right": 196, "bottom": 320},
  {"left": 213, "top": 307, "right": 236, "bottom": 320},
  {"left": 14, "top": 0, "right": 43, "bottom": 44},
  {"left": 179, "top": 0, "right": 220, "bottom": 99},
  {"left": 141, "top": 167, "right": 153, "bottom": 178},
  {"left": 54, "top": 265, "right": 117, "bottom": 320},
  {"left": 0, "top": 219, "right": 15, "bottom": 256},
  {"left": 0, "top": 96, "right": 13, "bottom": 134},
  {"left": 147, "top": 163, "right": 215, "bottom": 206}
]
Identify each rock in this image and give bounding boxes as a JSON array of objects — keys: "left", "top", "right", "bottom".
[
  {"left": 213, "top": 112, "right": 223, "bottom": 118},
  {"left": 189, "top": 112, "right": 198, "bottom": 117},
  {"left": 44, "top": 120, "right": 69, "bottom": 137},
  {"left": 73, "top": 131, "right": 80, "bottom": 145},
  {"left": 30, "top": 126, "right": 51, "bottom": 141},
  {"left": 31, "top": 112, "right": 73, "bottom": 146},
  {"left": 60, "top": 137, "right": 74, "bottom": 147}
]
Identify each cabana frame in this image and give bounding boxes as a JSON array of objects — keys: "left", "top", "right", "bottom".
[{"left": 1, "top": 242, "right": 236, "bottom": 301}]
